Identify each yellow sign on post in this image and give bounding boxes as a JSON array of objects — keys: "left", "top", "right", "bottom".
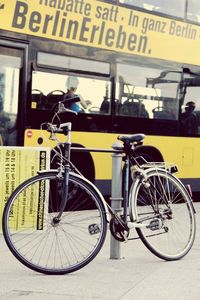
[{"left": 0, "top": 147, "right": 50, "bottom": 231}]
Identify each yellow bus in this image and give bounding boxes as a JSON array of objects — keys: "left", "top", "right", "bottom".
[{"left": 1, "top": 0, "right": 200, "bottom": 197}]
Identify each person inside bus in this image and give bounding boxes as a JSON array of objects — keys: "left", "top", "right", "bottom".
[
  {"left": 181, "top": 101, "right": 199, "bottom": 135},
  {"left": 64, "top": 76, "right": 91, "bottom": 112}
]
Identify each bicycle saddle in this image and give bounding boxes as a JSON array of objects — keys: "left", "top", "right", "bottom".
[{"left": 118, "top": 134, "right": 145, "bottom": 143}]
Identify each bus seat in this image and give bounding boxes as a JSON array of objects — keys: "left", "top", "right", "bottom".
[
  {"left": 31, "top": 89, "right": 46, "bottom": 109},
  {"left": 120, "top": 99, "right": 149, "bottom": 118},
  {"left": 115, "top": 100, "right": 122, "bottom": 114},
  {"left": 152, "top": 107, "right": 172, "bottom": 119},
  {"left": 46, "top": 90, "right": 65, "bottom": 110},
  {"left": 100, "top": 98, "right": 110, "bottom": 113}
]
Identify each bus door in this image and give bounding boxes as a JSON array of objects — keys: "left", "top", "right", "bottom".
[{"left": 0, "top": 41, "right": 27, "bottom": 146}]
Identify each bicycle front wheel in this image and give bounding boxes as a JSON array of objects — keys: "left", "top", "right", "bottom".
[
  {"left": 3, "top": 171, "right": 107, "bottom": 274},
  {"left": 130, "top": 168, "right": 196, "bottom": 261}
]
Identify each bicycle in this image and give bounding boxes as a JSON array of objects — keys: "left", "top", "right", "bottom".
[{"left": 2, "top": 98, "right": 196, "bottom": 275}]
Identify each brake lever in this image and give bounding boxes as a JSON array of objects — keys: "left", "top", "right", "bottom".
[{"left": 57, "top": 102, "right": 78, "bottom": 115}]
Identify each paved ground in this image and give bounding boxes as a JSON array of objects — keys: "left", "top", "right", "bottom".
[{"left": 0, "top": 203, "right": 200, "bottom": 300}]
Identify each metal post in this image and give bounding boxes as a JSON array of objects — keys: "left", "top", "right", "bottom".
[{"left": 110, "top": 142, "right": 123, "bottom": 259}]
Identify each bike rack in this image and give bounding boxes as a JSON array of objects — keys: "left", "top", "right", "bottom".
[{"left": 71, "top": 144, "right": 124, "bottom": 259}]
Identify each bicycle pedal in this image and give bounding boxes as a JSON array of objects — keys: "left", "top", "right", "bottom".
[
  {"left": 147, "top": 219, "right": 161, "bottom": 231},
  {"left": 88, "top": 224, "right": 101, "bottom": 235}
]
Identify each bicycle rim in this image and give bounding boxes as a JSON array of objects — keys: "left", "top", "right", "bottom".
[
  {"left": 3, "top": 172, "right": 107, "bottom": 274},
  {"left": 130, "top": 169, "right": 196, "bottom": 260}
]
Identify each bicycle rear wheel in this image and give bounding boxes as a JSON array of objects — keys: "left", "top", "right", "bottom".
[
  {"left": 130, "top": 168, "right": 196, "bottom": 260},
  {"left": 3, "top": 171, "right": 107, "bottom": 274}
]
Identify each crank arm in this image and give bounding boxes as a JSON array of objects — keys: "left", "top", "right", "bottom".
[
  {"left": 128, "top": 218, "right": 162, "bottom": 230},
  {"left": 127, "top": 221, "right": 149, "bottom": 229}
]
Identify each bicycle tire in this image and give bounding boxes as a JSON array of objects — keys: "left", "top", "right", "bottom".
[
  {"left": 2, "top": 171, "right": 107, "bottom": 274},
  {"left": 130, "top": 168, "right": 196, "bottom": 261}
]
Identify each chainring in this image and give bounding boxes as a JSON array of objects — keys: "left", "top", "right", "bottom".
[{"left": 110, "top": 216, "right": 130, "bottom": 242}]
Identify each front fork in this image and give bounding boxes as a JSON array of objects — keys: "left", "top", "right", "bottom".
[
  {"left": 56, "top": 140, "right": 72, "bottom": 220},
  {"left": 52, "top": 165, "right": 70, "bottom": 224}
]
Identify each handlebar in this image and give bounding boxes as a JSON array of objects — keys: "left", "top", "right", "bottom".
[
  {"left": 57, "top": 102, "right": 78, "bottom": 115},
  {"left": 52, "top": 96, "right": 80, "bottom": 114},
  {"left": 61, "top": 95, "right": 80, "bottom": 105},
  {"left": 46, "top": 122, "right": 72, "bottom": 134},
  {"left": 46, "top": 97, "right": 79, "bottom": 139}
]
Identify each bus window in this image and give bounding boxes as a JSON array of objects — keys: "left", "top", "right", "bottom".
[
  {"left": 180, "top": 74, "right": 200, "bottom": 135},
  {"left": 187, "top": 0, "right": 200, "bottom": 22},
  {"left": 147, "top": 71, "right": 181, "bottom": 120},
  {"left": 120, "top": 0, "right": 185, "bottom": 18},
  {"left": 0, "top": 48, "right": 21, "bottom": 145},
  {"left": 37, "top": 52, "right": 110, "bottom": 75},
  {"left": 116, "top": 64, "right": 179, "bottom": 120},
  {"left": 32, "top": 71, "right": 111, "bottom": 114}
]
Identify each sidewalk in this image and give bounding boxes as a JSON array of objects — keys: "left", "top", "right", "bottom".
[{"left": 0, "top": 204, "right": 200, "bottom": 300}]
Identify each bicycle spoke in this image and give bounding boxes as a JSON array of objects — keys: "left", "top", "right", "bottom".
[
  {"left": 131, "top": 168, "right": 196, "bottom": 260},
  {"left": 3, "top": 173, "right": 107, "bottom": 274}
]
